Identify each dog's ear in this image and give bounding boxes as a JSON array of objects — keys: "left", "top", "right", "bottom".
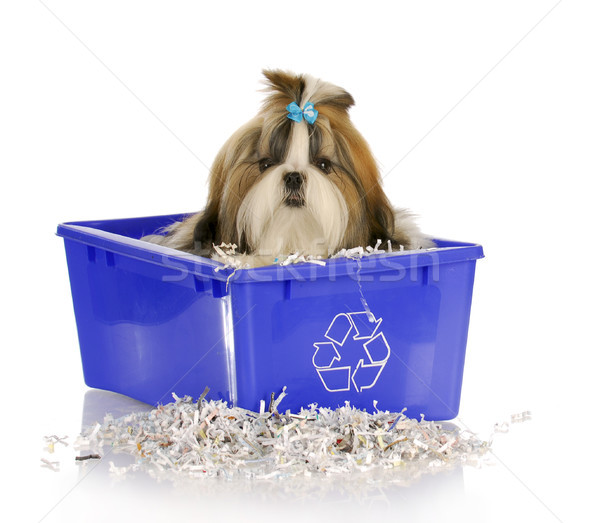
[
  {"left": 328, "top": 118, "right": 410, "bottom": 248},
  {"left": 192, "top": 203, "right": 219, "bottom": 256},
  {"left": 350, "top": 140, "right": 412, "bottom": 248},
  {"left": 192, "top": 119, "right": 262, "bottom": 255},
  {"left": 192, "top": 139, "right": 230, "bottom": 255},
  {"left": 191, "top": 136, "right": 229, "bottom": 255},
  {"left": 355, "top": 154, "right": 400, "bottom": 247}
]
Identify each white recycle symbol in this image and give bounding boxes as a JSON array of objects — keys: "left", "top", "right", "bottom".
[{"left": 312, "top": 311, "right": 391, "bottom": 393}]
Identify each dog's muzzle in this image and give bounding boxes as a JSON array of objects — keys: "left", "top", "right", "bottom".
[{"left": 283, "top": 171, "right": 305, "bottom": 207}]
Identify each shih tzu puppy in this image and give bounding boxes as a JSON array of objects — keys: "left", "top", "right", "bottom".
[{"left": 144, "top": 70, "right": 432, "bottom": 265}]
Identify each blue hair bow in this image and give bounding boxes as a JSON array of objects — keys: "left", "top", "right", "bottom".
[{"left": 286, "top": 101, "right": 318, "bottom": 124}]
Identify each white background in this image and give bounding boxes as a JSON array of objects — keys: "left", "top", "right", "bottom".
[{"left": 1, "top": 1, "right": 599, "bottom": 521}]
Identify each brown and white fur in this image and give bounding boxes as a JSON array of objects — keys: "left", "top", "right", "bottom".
[{"left": 144, "top": 70, "right": 432, "bottom": 265}]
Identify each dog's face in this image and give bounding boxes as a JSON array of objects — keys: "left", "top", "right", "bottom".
[{"left": 193, "top": 70, "right": 402, "bottom": 258}]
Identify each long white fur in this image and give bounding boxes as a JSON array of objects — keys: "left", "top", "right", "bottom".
[{"left": 237, "top": 120, "right": 348, "bottom": 258}]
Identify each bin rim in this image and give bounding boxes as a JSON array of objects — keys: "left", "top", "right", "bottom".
[{"left": 57, "top": 214, "right": 484, "bottom": 284}]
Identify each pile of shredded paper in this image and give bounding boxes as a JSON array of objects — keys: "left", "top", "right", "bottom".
[{"left": 57, "top": 389, "right": 530, "bottom": 481}]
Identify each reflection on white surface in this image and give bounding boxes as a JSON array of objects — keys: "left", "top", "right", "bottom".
[
  {"left": 80, "top": 389, "right": 154, "bottom": 427},
  {"left": 31, "top": 388, "right": 574, "bottom": 523}
]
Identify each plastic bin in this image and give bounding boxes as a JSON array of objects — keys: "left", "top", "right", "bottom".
[{"left": 57, "top": 213, "right": 483, "bottom": 420}]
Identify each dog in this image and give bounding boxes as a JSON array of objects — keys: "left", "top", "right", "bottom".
[{"left": 143, "top": 70, "right": 432, "bottom": 266}]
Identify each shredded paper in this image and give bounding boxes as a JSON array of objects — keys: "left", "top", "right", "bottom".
[
  {"left": 44, "top": 389, "right": 531, "bottom": 481},
  {"left": 211, "top": 240, "right": 438, "bottom": 272}
]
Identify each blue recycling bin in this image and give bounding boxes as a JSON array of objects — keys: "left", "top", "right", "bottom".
[{"left": 57, "top": 213, "right": 483, "bottom": 420}]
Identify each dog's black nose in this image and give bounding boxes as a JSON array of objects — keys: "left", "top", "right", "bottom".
[{"left": 284, "top": 171, "right": 303, "bottom": 190}]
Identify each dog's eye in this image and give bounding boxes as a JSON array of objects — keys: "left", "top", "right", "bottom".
[
  {"left": 315, "top": 158, "right": 332, "bottom": 174},
  {"left": 258, "top": 158, "right": 275, "bottom": 173}
]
